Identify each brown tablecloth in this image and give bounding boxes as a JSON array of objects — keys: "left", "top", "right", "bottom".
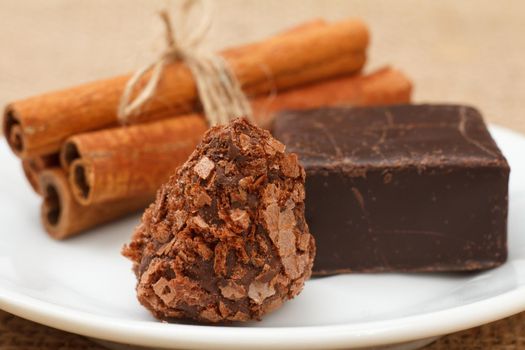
[
  {"left": 1, "top": 309, "right": 525, "bottom": 349},
  {"left": 1, "top": 0, "right": 524, "bottom": 349}
]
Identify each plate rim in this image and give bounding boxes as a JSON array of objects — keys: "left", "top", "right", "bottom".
[
  {"left": 1, "top": 124, "right": 524, "bottom": 349},
  {"left": 1, "top": 283, "right": 525, "bottom": 349}
]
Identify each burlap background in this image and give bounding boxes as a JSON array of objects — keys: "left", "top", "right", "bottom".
[{"left": 1, "top": 0, "right": 524, "bottom": 348}]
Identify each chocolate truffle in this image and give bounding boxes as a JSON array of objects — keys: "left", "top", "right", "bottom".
[{"left": 123, "top": 118, "right": 315, "bottom": 323}]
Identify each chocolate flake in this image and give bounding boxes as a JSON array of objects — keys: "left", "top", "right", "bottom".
[
  {"left": 230, "top": 209, "right": 251, "bottom": 230},
  {"left": 248, "top": 281, "right": 276, "bottom": 304},
  {"left": 219, "top": 281, "right": 246, "bottom": 300},
  {"left": 194, "top": 156, "right": 215, "bottom": 179}
]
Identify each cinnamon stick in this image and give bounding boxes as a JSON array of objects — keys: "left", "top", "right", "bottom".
[
  {"left": 39, "top": 169, "right": 149, "bottom": 239},
  {"left": 21, "top": 160, "right": 40, "bottom": 194},
  {"left": 254, "top": 66, "right": 412, "bottom": 129},
  {"left": 62, "top": 114, "right": 207, "bottom": 205},
  {"left": 62, "top": 67, "right": 412, "bottom": 207},
  {"left": 21, "top": 154, "right": 60, "bottom": 194},
  {"left": 4, "top": 19, "right": 368, "bottom": 158}
]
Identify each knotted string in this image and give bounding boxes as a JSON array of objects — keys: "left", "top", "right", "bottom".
[{"left": 117, "top": 0, "right": 253, "bottom": 126}]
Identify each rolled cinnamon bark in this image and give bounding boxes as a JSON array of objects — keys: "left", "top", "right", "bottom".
[
  {"left": 4, "top": 19, "right": 368, "bottom": 158},
  {"left": 254, "top": 66, "right": 412, "bottom": 129},
  {"left": 62, "top": 114, "right": 207, "bottom": 205},
  {"left": 21, "top": 160, "right": 39, "bottom": 194},
  {"left": 62, "top": 67, "right": 412, "bottom": 206},
  {"left": 39, "top": 169, "right": 149, "bottom": 239},
  {"left": 21, "top": 154, "right": 60, "bottom": 194}
]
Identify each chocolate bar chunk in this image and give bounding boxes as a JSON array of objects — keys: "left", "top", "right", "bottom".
[{"left": 273, "top": 105, "right": 509, "bottom": 274}]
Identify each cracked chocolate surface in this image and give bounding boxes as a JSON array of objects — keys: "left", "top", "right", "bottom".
[
  {"left": 273, "top": 105, "right": 509, "bottom": 274},
  {"left": 123, "top": 118, "right": 315, "bottom": 323}
]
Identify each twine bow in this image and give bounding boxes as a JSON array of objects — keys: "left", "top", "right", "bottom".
[{"left": 117, "top": 0, "right": 253, "bottom": 126}]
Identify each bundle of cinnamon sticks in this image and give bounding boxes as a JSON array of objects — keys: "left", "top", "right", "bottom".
[{"left": 3, "top": 18, "right": 413, "bottom": 239}]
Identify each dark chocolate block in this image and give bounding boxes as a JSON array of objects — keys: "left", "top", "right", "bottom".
[{"left": 273, "top": 105, "right": 510, "bottom": 274}]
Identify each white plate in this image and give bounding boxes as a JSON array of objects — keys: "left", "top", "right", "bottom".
[{"left": 0, "top": 125, "right": 524, "bottom": 350}]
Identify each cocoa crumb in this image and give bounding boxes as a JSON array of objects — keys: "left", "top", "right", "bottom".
[
  {"left": 229, "top": 209, "right": 251, "bottom": 230},
  {"left": 219, "top": 281, "right": 246, "bottom": 300},
  {"left": 280, "top": 153, "right": 301, "bottom": 178},
  {"left": 238, "top": 176, "right": 253, "bottom": 189},
  {"left": 248, "top": 281, "right": 276, "bottom": 304},
  {"left": 239, "top": 133, "right": 251, "bottom": 150},
  {"left": 269, "top": 138, "right": 286, "bottom": 153},
  {"left": 213, "top": 243, "right": 229, "bottom": 277},
  {"left": 194, "top": 156, "right": 215, "bottom": 179},
  {"left": 172, "top": 210, "right": 187, "bottom": 231},
  {"left": 194, "top": 190, "right": 212, "bottom": 208},
  {"left": 190, "top": 215, "right": 209, "bottom": 230}
]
